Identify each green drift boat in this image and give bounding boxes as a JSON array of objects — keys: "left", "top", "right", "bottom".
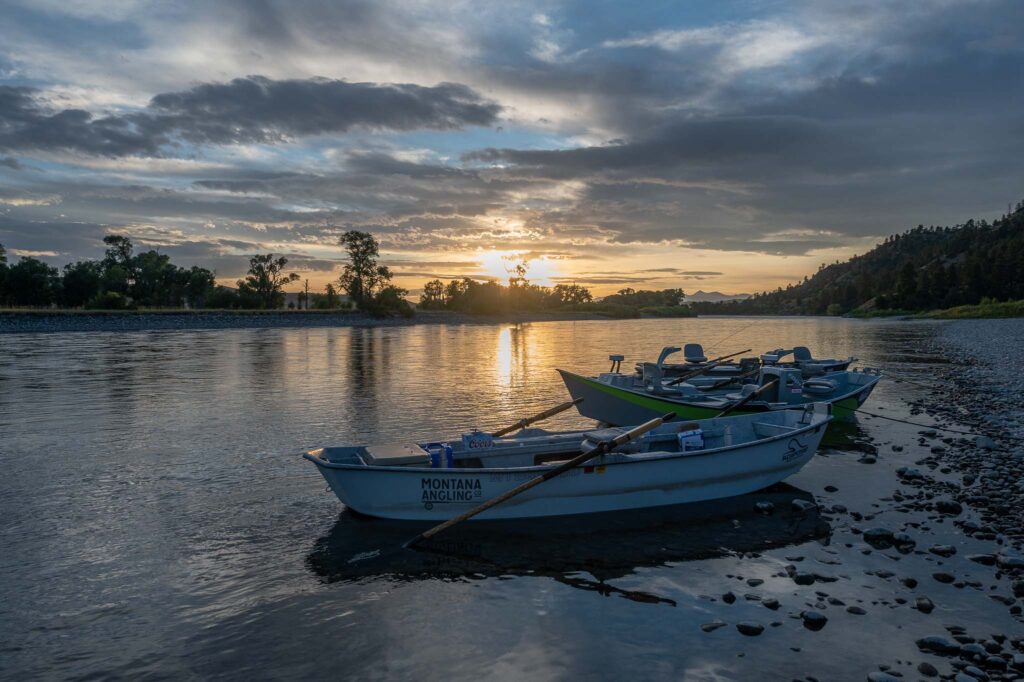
[{"left": 558, "top": 364, "right": 881, "bottom": 426}]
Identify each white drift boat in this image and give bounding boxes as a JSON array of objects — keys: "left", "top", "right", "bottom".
[{"left": 303, "top": 403, "right": 832, "bottom": 521}]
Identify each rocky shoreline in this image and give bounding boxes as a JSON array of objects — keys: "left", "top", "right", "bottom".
[
  {"left": 864, "top": 319, "right": 1024, "bottom": 679},
  {"left": 0, "top": 309, "right": 612, "bottom": 334}
]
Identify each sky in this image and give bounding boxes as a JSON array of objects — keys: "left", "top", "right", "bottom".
[{"left": 1, "top": 0, "right": 1022, "bottom": 297}]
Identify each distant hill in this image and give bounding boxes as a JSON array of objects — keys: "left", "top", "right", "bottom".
[
  {"left": 686, "top": 290, "right": 751, "bottom": 303},
  {"left": 687, "top": 200, "right": 1024, "bottom": 316}
]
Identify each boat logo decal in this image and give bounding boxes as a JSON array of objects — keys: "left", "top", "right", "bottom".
[
  {"left": 783, "top": 438, "right": 809, "bottom": 462},
  {"left": 421, "top": 477, "right": 483, "bottom": 508}
]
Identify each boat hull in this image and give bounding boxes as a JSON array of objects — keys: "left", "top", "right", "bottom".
[
  {"left": 558, "top": 369, "right": 878, "bottom": 425},
  {"left": 304, "top": 418, "right": 829, "bottom": 521}
]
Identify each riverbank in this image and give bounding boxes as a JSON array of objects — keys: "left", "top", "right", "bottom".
[
  {"left": 0, "top": 308, "right": 622, "bottom": 333},
  {"left": 848, "top": 299, "right": 1024, "bottom": 320}
]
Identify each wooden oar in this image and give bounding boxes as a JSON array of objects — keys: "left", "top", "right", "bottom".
[
  {"left": 715, "top": 379, "right": 778, "bottom": 417},
  {"left": 405, "top": 411, "right": 677, "bottom": 548},
  {"left": 666, "top": 349, "right": 752, "bottom": 385},
  {"left": 491, "top": 398, "right": 583, "bottom": 437}
]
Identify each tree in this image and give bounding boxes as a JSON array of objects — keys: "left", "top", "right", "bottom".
[
  {"left": 895, "top": 262, "right": 918, "bottom": 309},
  {"left": 101, "top": 235, "right": 136, "bottom": 296},
  {"left": 419, "top": 279, "right": 445, "bottom": 309},
  {"left": 61, "top": 260, "right": 103, "bottom": 307},
  {"left": 552, "top": 283, "right": 593, "bottom": 305},
  {"left": 0, "top": 243, "right": 8, "bottom": 303},
  {"left": 237, "top": 254, "right": 299, "bottom": 308},
  {"left": 183, "top": 266, "right": 216, "bottom": 308},
  {"left": 372, "top": 285, "right": 414, "bottom": 318},
  {"left": 321, "top": 280, "right": 342, "bottom": 307},
  {"left": 338, "top": 231, "right": 393, "bottom": 306},
  {"left": 132, "top": 250, "right": 180, "bottom": 306},
  {"left": 6, "top": 257, "right": 60, "bottom": 306}
]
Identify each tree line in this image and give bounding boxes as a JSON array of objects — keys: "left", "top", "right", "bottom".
[
  {"left": 688, "top": 200, "right": 1024, "bottom": 316},
  {"left": 417, "top": 265, "right": 692, "bottom": 317},
  {"left": 0, "top": 235, "right": 343, "bottom": 310}
]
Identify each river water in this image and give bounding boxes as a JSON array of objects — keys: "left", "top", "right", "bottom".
[{"left": 1, "top": 318, "right": 1020, "bottom": 680}]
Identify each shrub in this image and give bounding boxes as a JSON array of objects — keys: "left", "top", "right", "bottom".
[{"left": 84, "top": 291, "right": 132, "bottom": 310}]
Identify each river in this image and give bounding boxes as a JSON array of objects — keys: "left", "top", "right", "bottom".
[{"left": 1, "top": 318, "right": 1021, "bottom": 680}]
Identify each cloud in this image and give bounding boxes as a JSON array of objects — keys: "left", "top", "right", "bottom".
[
  {"left": 0, "top": 155, "right": 21, "bottom": 169},
  {"left": 0, "top": 76, "right": 501, "bottom": 157}
]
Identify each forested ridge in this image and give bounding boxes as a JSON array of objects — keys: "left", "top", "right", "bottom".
[{"left": 688, "top": 201, "right": 1024, "bottom": 316}]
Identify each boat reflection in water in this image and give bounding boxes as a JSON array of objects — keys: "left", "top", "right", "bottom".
[{"left": 306, "top": 483, "right": 831, "bottom": 606}]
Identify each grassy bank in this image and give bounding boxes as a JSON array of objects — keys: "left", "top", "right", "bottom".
[
  {"left": 919, "top": 299, "right": 1024, "bottom": 319},
  {"left": 0, "top": 307, "right": 360, "bottom": 316},
  {"left": 847, "top": 308, "right": 916, "bottom": 319}
]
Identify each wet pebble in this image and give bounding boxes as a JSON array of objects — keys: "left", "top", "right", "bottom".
[
  {"left": 917, "top": 661, "right": 938, "bottom": 677},
  {"left": 933, "top": 572, "right": 956, "bottom": 584},
  {"left": 915, "top": 597, "right": 935, "bottom": 613},
  {"left": 701, "top": 621, "right": 727, "bottom": 633}
]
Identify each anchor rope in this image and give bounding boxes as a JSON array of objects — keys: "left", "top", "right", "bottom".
[{"left": 852, "top": 408, "right": 1024, "bottom": 444}]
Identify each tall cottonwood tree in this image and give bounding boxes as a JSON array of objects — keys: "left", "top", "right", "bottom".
[{"left": 237, "top": 254, "right": 299, "bottom": 308}]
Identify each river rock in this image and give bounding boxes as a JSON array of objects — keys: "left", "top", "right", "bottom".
[
  {"left": 915, "top": 635, "right": 961, "bottom": 654},
  {"left": 917, "top": 661, "right": 938, "bottom": 677},
  {"left": 863, "top": 527, "right": 895, "bottom": 548},
  {"left": 736, "top": 622, "right": 764, "bottom": 636},
  {"left": 866, "top": 672, "right": 901, "bottom": 682},
  {"left": 929, "top": 544, "right": 957, "bottom": 557},
  {"left": 801, "top": 611, "right": 828, "bottom": 631},
  {"left": 915, "top": 597, "right": 935, "bottom": 613},
  {"left": 701, "top": 621, "right": 727, "bottom": 632}
]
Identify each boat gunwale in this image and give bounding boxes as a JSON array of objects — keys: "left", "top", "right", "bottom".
[
  {"left": 557, "top": 368, "right": 881, "bottom": 411},
  {"left": 302, "top": 411, "right": 831, "bottom": 474}
]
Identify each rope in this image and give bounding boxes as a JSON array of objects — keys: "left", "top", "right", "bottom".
[
  {"left": 879, "top": 371, "right": 937, "bottom": 390},
  {"left": 853, "top": 408, "right": 1024, "bottom": 444}
]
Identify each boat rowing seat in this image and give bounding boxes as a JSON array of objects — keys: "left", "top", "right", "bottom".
[
  {"left": 793, "top": 346, "right": 813, "bottom": 362},
  {"left": 684, "top": 343, "right": 707, "bottom": 363},
  {"left": 725, "top": 383, "right": 759, "bottom": 401},
  {"left": 363, "top": 443, "right": 431, "bottom": 466}
]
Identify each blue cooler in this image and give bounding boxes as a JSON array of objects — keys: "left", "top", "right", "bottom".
[{"left": 677, "top": 428, "right": 704, "bottom": 451}]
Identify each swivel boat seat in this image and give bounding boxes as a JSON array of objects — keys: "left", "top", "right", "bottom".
[{"left": 683, "top": 343, "right": 707, "bottom": 364}]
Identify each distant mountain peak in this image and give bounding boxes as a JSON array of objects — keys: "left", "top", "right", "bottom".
[{"left": 687, "top": 290, "right": 751, "bottom": 302}]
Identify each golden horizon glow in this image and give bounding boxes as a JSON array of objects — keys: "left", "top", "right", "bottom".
[{"left": 248, "top": 236, "right": 882, "bottom": 299}]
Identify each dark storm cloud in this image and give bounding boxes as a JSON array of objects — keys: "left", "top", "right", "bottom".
[
  {"left": 0, "top": 155, "right": 21, "bottom": 169},
  {"left": 0, "top": 77, "right": 501, "bottom": 157}
]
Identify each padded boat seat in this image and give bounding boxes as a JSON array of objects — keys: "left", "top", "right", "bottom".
[
  {"left": 583, "top": 427, "right": 626, "bottom": 443},
  {"left": 363, "top": 443, "right": 431, "bottom": 466},
  {"left": 802, "top": 378, "right": 837, "bottom": 395},
  {"left": 726, "top": 383, "right": 759, "bottom": 401}
]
